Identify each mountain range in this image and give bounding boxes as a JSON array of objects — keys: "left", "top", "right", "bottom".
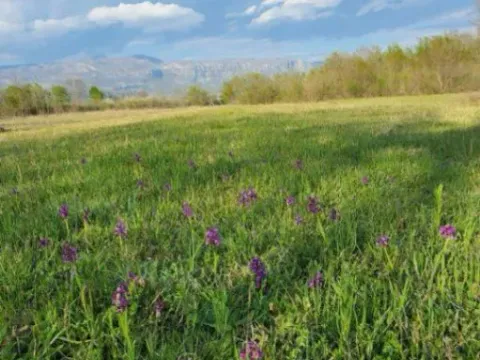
[{"left": 0, "top": 55, "right": 314, "bottom": 95}]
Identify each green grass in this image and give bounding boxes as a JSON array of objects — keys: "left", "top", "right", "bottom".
[{"left": 1, "top": 94, "right": 480, "bottom": 359}]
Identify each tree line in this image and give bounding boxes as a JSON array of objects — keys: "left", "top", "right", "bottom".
[
  {"left": 1, "top": 33, "right": 479, "bottom": 117},
  {"left": 221, "top": 33, "right": 480, "bottom": 104},
  {"left": 0, "top": 82, "right": 106, "bottom": 117}
]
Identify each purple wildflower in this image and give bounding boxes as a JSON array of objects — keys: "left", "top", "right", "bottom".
[
  {"left": 61, "top": 243, "right": 78, "bottom": 263},
  {"left": 111, "top": 282, "right": 129, "bottom": 312},
  {"left": 376, "top": 235, "right": 390, "bottom": 248},
  {"left": 328, "top": 208, "right": 340, "bottom": 221},
  {"left": 439, "top": 224, "right": 456, "bottom": 239},
  {"left": 58, "top": 203, "right": 69, "bottom": 219},
  {"left": 82, "top": 208, "right": 90, "bottom": 223},
  {"left": 294, "top": 214, "right": 304, "bottom": 225},
  {"left": 286, "top": 196, "right": 295, "bottom": 206},
  {"left": 134, "top": 153, "right": 142, "bottom": 162},
  {"left": 114, "top": 219, "right": 127, "bottom": 238},
  {"left": 294, "top": 159, "right": 303, "bottom": 170},
  {"left": 187, "top": 159, "right": 197, "bottom": 169},
  {"left": 205, "top": 227, "right": 221, "bottom": 246},
  {"left": 249, "top": 257, "right": 267, "bottom": 289},
  {"left": 308, "top": 271, "right": 324, "bottom": 289},
  {"left": 128, "top": 271, "right": 145, "bottom": 286},
  {"left": 361, "top": 176, "right": 369, "bottom": 185},
  {"left": 307, "top": 196, "right": 321, "bottom": 214},
  {"left": 240, "top": 341, "right": 264, "bottom": 360},
  {"left": 238, "top": 188, "right": 258, "bottom": 206},
  {"left": 39, "top": 237, "right": 49, "bottom": 247},
  {"left": 182, "top": 202, "right": 194, "bottom": 218},
  {"left": 154, "top": 297, "right": 166, "bottom": 318}
]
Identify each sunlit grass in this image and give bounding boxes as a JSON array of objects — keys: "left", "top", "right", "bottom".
[{"left": 0, "top": 93, "right": 479, "bottom": 359}]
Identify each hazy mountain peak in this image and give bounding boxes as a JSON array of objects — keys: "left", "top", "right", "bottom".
[{"left": 0, "top": 55, "right": 313, "bottom": 95}]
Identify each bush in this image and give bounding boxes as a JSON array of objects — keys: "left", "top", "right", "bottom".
[{"left": 185, "top": 86, "right": 212, "bottom": 106}]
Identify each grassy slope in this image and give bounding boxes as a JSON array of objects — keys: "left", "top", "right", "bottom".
[{"left": 0, "top": 94, "right": 479, "bottom": 359}]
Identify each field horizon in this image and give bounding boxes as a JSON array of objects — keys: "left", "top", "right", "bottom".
[{"left": 1, "top": 93, "right": 480, "bottom": 359}]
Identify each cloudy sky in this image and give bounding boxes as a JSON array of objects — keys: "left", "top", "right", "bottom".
[{"left": 0, "top": 0, "right": 476, "bottom": 65}]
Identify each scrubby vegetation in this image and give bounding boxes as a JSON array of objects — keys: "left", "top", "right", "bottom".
[{"left": 222, "top": 33, "right": 480, "bottom": 104}]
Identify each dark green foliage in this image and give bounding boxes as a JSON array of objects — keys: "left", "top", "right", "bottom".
[
  {"left": 51, "top": 85, "right": 71, "bottom": 111},
  {"left": 89, "top": 86, "right": 105, "bottom": 102}
]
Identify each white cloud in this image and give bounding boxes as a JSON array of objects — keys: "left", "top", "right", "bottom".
[
  {"left": 0, "top": 20, "right": 23, "bottom": 34},
  {"left": 32, "top": 16, "right": 86, "bottom": 36},
  {"left": 252, "top": 0, "right": 341, "bottom": 24},
  {"left": 226, "top": 5, "right": 259, "bottom": 18},
  {"left": 245, "top": 5, "right": 258, "bottom": 15},
  {"left": 165, "top": 7, "right": 475, "bottom": 60},
  {"left": 0, "top": 1, "right": 205, "bottom": 45},
  {"left": 0, "top": 0, "right": 24, "bottom": 22},
  {"left": 87, "top": 1, "right": 204, "bottom": 30},
  {"left": 357, "top": 0, "right": 427, "bottom": 16}
]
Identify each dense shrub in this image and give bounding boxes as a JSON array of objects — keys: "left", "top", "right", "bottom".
[{"left": 223, "top": 33, "right": 480, "bottom": 104}]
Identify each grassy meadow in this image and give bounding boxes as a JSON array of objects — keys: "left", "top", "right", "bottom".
[{"left": 0, "top": 94, "right": 480, "bottom": 359}]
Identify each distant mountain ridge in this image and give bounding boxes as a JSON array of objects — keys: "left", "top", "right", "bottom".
[{"left": 0, "top": 56, "right": 314, "bottom": 95}]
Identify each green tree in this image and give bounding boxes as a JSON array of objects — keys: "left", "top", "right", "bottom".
[
  {"left": 89, "top": 86, "right": 105, "bottom": 102},
  {"left": 221, "top": 73, "right": 278, "bottom": 104},
  {"left": 51, "top": 85, "right": 71, "bottom": 110},
  {"left": 185, "top": 85, "right": 212, "bottom": 106}
]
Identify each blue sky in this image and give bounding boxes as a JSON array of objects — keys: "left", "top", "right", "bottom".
[{"left": 0, "top": 0, "right": 476, "bottom": 65}]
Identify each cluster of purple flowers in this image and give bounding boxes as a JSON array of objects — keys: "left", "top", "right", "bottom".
[
  {"left": 62, "top": 243, "right": 78, "bottom": 263},
  {"left": 182, "top": 202, "right": 194, "bottom": 218},
  {"left": 249, "top": 257, "right": 267, "bottom": 289},
  {"left": 307, "top": 196, "right": 321, "bottom": 214},
  {"left": 294, "top": 214, "right": 304, "bottom": 225},
  {"left": 240, "top": 341, "right": 264, "bottom": 360},
  {"left": 361, "top": 176, "right": 369, "bottom": 185},
  {"left": 111, "top": 282, "right": 129, "bottom": 312},
  {"left": 154, "top": 297, "right": 166, "bottom": 318},
  {"left": 439, "top": 224, "right": 456, "bottom": 239},
  {"left": 376, "top": 235, "right": 390, "bottom": 248},
  {"left": 205, "top": 227, "right": 221, "bottom": 246},
  {"left": 239, "top": 188, "right": 258, "bottom": 206},
  {"left": 294, "top": 159, "right": 303, "bottom": 170},
  {"left": 58, "top": 204, "right": 69, "bottom": 219},
  {"left": 308, "top": 271, "right": 324, "bottom": 289},
  {"left": 114, "top": 219, "right": 128, "bottom": 238},
  {"left": 285, "top": 196, "right": 295, "bottom": 206},
  {"left": 328, "top": 208, "right": 340, "bottom": 221},
  {"left": 39, "top": 237, "right": 49, "bottom": 247}
]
